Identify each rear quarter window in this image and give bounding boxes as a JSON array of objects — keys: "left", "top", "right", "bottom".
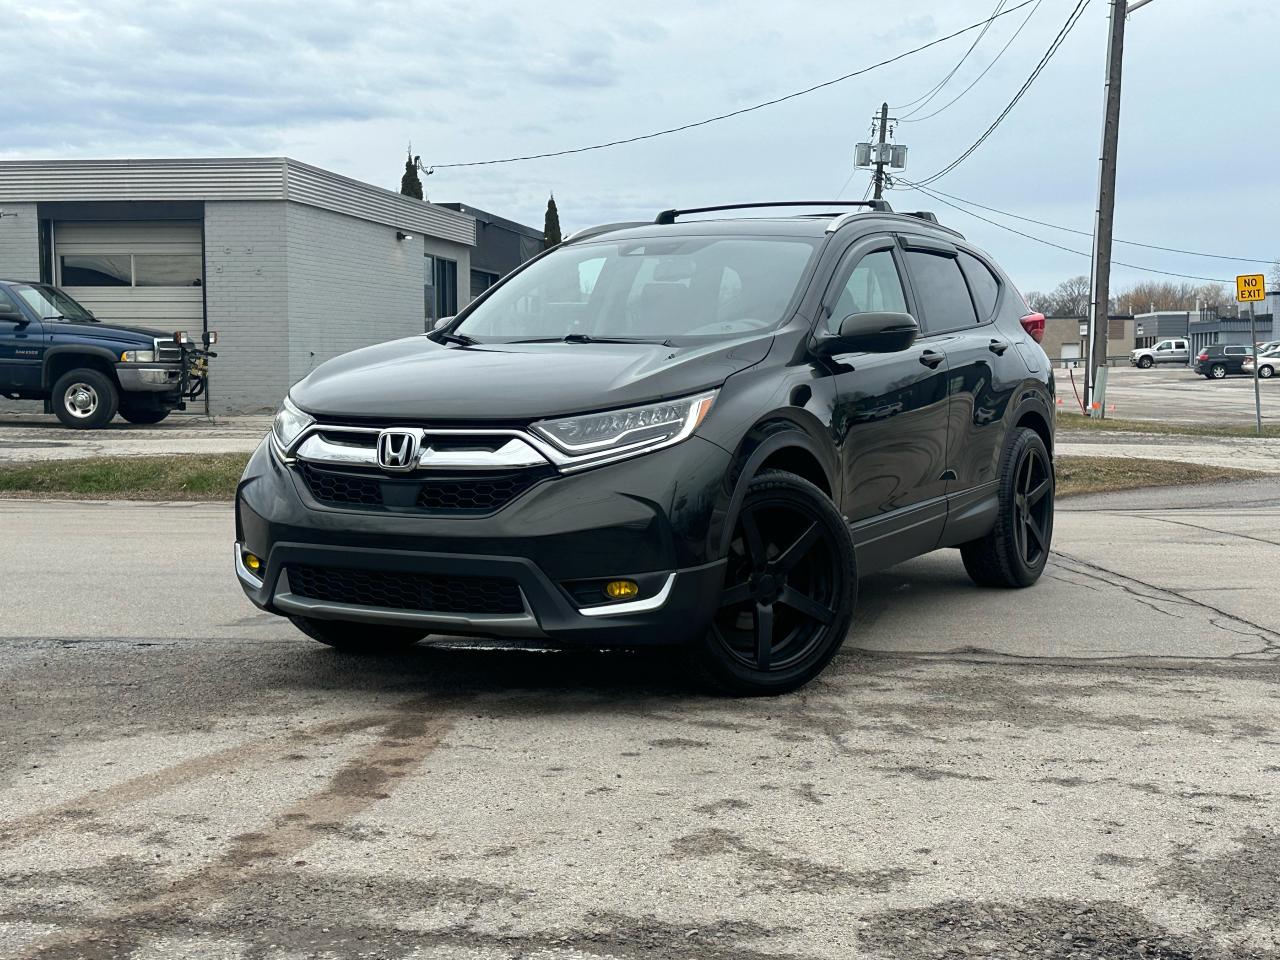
[{"left": 958, "top": 251, "right": 1001, "bottom": 321}]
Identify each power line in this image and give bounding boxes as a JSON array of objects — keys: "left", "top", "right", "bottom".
[
  {"left": 894, "top": 179, "right": 1235, "bottom": 284},
  {"left": 915, "top": 0, "right": 1091, "bottom": 187},
  {"left": 422, "top": 0, "right": 1038, "bottom": 172},
  {"left": 899, "top": 0, "right": 1045, "bottom": 123},
  {"left": 894, "top": 0, "right": 1007, "bottom": 118},
  {"left": 908, "top": 183, "right": 1276, "bottom": 264}
]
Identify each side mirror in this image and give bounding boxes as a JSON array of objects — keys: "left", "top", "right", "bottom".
[
  {"left": 431, "top": 315, "right": 455, "bottom": 332},
  {"left": 813, "top": 311, "right": 919, "bottom": 356},
  {"left": 0, "top": 301, "right": 26, "bottom": 323}
]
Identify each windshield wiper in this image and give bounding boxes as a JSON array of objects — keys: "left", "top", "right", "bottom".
[
  {"left": 433, "top": 331, "right": 480, "bottom": 347},
  {"left": 507, "top": 334, "right": 670, "bottom": 345}
]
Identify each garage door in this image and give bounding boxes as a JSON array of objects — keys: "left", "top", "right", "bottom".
[{"left": 53, "top": 221, "right": 203, "bottom": 330}]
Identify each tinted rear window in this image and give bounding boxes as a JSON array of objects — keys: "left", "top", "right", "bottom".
[
  {"left": 904, "top": 250, "right": 978, "bottom": 332},
  {"left": 958, "top": 251, "right": 1000, "bottom": 321}
]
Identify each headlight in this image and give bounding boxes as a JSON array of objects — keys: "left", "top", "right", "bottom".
[
  {"left": 120, "top": 350, "right": 156, "bottom": 362},
  {"left": 272, "top": 396, "right": 314, "bottom": 449},
  {"left": 532, "top": 391, "right": 716, "bottom": 463}
]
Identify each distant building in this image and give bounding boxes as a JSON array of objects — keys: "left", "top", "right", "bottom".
[
  {"left": 1040, "top": 315, "right": 1135, "bottom": 367},
  {"left": 0, "top": 157, "right": 538, "bottom": 413}
]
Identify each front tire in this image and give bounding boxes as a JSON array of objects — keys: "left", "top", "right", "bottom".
[
  {"left": 289, "top": 616, "right": 425, "bottom": 652},
  {"left": 961, "top": 427, "right": 1054, "bottom": 589},
  {"left": 1137, "top": 356, "right": 1153, "bottom": 369},
  {"left": 689, "top": 470, "right": 857, "bottom": 696},
  {"left": 1260, "top": 365, "right": 1274, "bottom": 380},
  {"left": 52, "top": 368, "right": 119, "bottom": 429}
]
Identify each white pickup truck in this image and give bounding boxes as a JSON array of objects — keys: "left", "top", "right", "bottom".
[{"left": 1129, "top": 338, "right": 1189, "bottom": 369}]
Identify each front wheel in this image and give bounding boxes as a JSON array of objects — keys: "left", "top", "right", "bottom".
[
  {"left": 289, "top": 616, "right": 426, "bottom": 652},
  {"left": 1137, "top": 356, "right": 1153, "bottom": 369},
  {"left": 688, "top": 470, "right": 857, "bottom": 696},
  {"left": 51, "top": 368, "right": 119, "bottom": 429},
  {"left": 961, "top": 427, "right": 1054, "bottom": 589},
  {"left": 1260, "top": 365, "right": 1274, "bottom": 380}
]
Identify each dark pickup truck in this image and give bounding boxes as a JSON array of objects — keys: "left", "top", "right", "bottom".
[{"left": 0, "top": 279, "right": 215, "bottom": 428}]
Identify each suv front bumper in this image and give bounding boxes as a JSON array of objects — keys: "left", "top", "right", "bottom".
[{"left": 234, "top": 435, "right": 732, "bottom": 647}]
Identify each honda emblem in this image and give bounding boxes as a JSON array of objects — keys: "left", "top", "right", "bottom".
[{"left": 376, "top": 429, "right": 421, "bottom": 472}]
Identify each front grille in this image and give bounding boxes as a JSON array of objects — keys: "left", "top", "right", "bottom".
[
  {"left": 297, "top": 463, "right": 549, "bottom": 514},
  {"left": 287, "top": 565, "right": 524, "bottom": 615},
  {"left": 154, "top": 338, "right": 183, "bottom": 362}
]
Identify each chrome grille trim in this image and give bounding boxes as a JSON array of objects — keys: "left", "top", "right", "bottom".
[{"left": 290, "top": 426, "right": 552, "bottom": 472}]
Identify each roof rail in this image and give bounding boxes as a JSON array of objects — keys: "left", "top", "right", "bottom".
[
  {"left": 655, "top": 200, "right": 892, "bottom": 225},
  {"left": 906, "top": 211, "right": 940, "bottom": 224},
  {"left": 563, "top": 221, "right": 650, "bottom": 244}
]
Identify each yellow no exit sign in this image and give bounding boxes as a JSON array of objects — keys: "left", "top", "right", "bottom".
[{"left": 1237, "top": 274, "right": 1265, "bottom": 302}]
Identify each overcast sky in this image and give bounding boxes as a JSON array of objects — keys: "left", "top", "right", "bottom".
[{"left": 1, "top": 0, "right": 1276, "bottom": 294}]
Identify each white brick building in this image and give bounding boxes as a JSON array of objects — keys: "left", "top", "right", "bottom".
[{"left": 0, "top": 158, "right": 497, "bottom": 413}]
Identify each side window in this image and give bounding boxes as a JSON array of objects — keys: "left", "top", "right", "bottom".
[
  {"left": 1155, "top": 340, "right": 1171, "bottom": 351},
  {"left": 957, "top": 251, "right": 1000, "bottom": 321},
  {"left": 904, "top": 250, "right": 979, "bottom": 332},
  {"left": 828, "top": 249, "right": 906, "bottom": 333}
]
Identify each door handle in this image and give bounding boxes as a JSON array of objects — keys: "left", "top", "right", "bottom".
[
  {"left": 919, "top": 349, "right": 944, "bottom": 369},
  {"left": 988, "top": 338, "right": 1009, "bottom": 355}
]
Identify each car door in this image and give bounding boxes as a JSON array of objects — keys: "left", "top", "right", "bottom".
[
  {"left": 902, "top": 243, "right": 1020, "bottom": 499},
  {"left": 0, "top": 288, "right": 43, "bottom": 391},
  {"left": 823, "top": 235, "right": 951, "bottom": 570},
  {"left": 1169, "top": 339, "right": 1189, "bottom": 364}
]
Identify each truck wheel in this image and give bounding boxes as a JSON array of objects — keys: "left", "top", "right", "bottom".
[
  {"left": 688, "top": 470, "right": 857, "bottom": 697},
  {"left": 51, "top": 369, "right": 119, "bottom": 429},
  {"left": 1137, "top": 356, "right": 1153, "bottom": 369},
  {"left": 960, "top": 427, "right": 1054, "bottom": 589},
  {"left": 119, "top": 406, "right": 171, "bottom": 425},
  {"left": 288, "top": 616, "right": 425, "bottom": 652}
]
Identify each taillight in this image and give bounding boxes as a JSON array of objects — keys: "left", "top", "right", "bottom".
[
  {"left": 1198, "top": 352, "right": 1208, "bottom": 361},
  {"left": 1019, "top": 312, "right": 1045, "bottom": 343}
]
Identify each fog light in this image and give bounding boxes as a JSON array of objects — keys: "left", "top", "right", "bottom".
[
  {"left": 244, "top": 552, "right": 262, "bottom": 572},
  {"left": 604, "top": 579, "right": 639, "bottom": 600}
]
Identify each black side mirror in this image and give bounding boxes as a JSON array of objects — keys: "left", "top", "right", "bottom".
[{"left": 812, "top": 311, "right": 919, "bottom": 356}]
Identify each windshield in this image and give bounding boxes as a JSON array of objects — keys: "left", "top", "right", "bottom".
[
  {"left": 12, "top": 284, "right": 96, "bottom": 322},
  {"left": 454, "top": 236, "right": 820, "bottom": 343}
]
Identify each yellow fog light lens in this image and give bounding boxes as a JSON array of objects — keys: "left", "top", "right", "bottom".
[
  {"left": 244, "top": 552, "right": 262, "bottom": 572},
  {"left": 604, "top": 580, "right": 639, "bottom": 601}
]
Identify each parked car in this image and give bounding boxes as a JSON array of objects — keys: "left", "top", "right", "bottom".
[
  {"left": 1243, "top": 346, "right": 1279, "bottom": 379},
  {"left": 0, "top": 280, "right": 215, "bottom": 428},
  {"left": 234, "top": 200, "right": 1056, "bottom": 695},
  {"left": 1195, "top": 344, "right": 1254, "bottom": 379},
  {"left": 1129, "top": 338, "right": 1189, "bottom": 368}
]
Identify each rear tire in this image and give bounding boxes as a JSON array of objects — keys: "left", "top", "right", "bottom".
[
  {"left": 289, "top": 616, "right": 425, "bottom": 652},
  {"left": 688, "top": 470, "right": 857, "bottom": 697},
  {"left": 1210, "top": 364, "right": 1227, "bottom": 379},
  {"left": 119, "top": 406, "right": 171, "bottom": 425},
  {"left": 51, "top": 368, "right": 118, "bottom": 429},
  {"left": 961, "top": 427, "right": 1054, "bottom": 589}
]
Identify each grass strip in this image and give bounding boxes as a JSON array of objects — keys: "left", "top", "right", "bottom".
[
  {"left": 1057, "top": 413, "right": 1280, "bottom": 439},
  {"left": 0, "top": 452, "right": 1265, "bottom": 502}
]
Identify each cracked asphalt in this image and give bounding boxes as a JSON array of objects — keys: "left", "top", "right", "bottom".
[{"left": 2, "top": 479, "right": 1279, "bottom": 959}]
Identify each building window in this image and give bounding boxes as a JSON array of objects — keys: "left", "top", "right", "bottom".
[
  {"left": 60, "top": 254, "right": 131, "bottom": 286},
  {"left": 134, "top": 254, "right": 202, "bottom": 287},
  {"left": 434, "top": 257, "right": 458, "bottom": 318},
  {"left": 470, "top": 269, "right": 499, "bottom": 300}
]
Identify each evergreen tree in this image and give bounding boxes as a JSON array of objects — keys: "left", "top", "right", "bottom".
[
  {"left": 543, "top": 194, "right": 562, "bottom": 248},
  {"left": 400, "top": 147, "right": 423, "bottom": 200}
]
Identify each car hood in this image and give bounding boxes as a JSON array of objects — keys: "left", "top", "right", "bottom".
[
  {"left": 291, "top": 334, "right": 774, "bottom": 421},
  {"left": 44, "top": 319, "right": 169, "bottom": 344}
]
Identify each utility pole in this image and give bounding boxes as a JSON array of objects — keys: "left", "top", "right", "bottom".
[
  {"left": 872, "top": 102, "right": 890, "bottom": 200},
  {"left": 1085, "top": 0, "right": 1127, "bottom": 418}
]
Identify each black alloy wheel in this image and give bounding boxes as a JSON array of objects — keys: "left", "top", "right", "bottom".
[
  {"left": 692, "top": 470, "right": 857, "bottom": 696},
  {"left": 961, "top": 427, "right": 1055, "bottom": 589}
]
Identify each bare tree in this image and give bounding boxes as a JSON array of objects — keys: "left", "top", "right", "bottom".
[
  {"left": 1023, "top": 290, "right": 1054, "bottom": 314},
  {"left": 1111, "top": 280, "right": 1231, "bottom": 314},
  {"left": 1045, "top": 275, "right": 1091, "bottom": 316}
]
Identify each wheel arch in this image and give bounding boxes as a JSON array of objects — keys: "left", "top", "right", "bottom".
[
  {"left": 712, "top": 416, "right": 839, "bottom": 559},
  {"left": 1009, "top": 390, "right": 1054, "bottom": 455},
  {"left": 43, "top": 347, "right": 121, "bottom": 389}
]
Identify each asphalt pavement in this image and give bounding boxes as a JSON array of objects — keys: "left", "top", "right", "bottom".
[
  {"left": 2, "top": 482, "right": 1279, "bottom": 959},
  {"left": 1057, "top": 365, "right": 1279, "bottom": 426}
]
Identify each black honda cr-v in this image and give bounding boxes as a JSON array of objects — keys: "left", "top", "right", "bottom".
[{"left": 235, "top": 200, "right": 1055, "bottom": 694}]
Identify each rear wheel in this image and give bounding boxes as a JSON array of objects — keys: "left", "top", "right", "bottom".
[
  {"left": 689, "top": 470, "right": 857, "bottom": 696},
  {"left": 961, "top": 427, "right": 1054, "bottom": 589},
  {"left": 51, "top": 368, "right": 118, "bottom": 429},
  {"left": 289, "top": 616, "right": 425, "bottom": 652},
  {"left": 1137, "top": 355, "right": 1153, "bottom": 369},
  {"left": 119, "top": 405, "right": 171, "bottom": 425},
  {"left": 1210, "top": 364, "right": 1227, "bottom": 379}
]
